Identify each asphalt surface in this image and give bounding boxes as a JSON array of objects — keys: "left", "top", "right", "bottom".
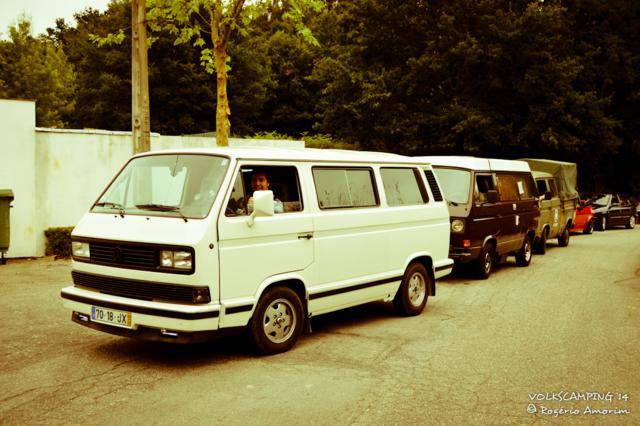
[{"left": 1, "top": 228, "right": 639, "bottom": 424}]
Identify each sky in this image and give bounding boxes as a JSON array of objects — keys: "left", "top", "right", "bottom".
[{"left": 0, "top": 0, "right": 111, "bottom": 38}]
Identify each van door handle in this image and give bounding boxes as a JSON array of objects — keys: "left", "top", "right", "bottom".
[{"left": 297, "top": 233, "right": 313, "bottom": 240}]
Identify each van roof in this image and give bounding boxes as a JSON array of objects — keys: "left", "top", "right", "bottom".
[
  {"left": 532, "top": 171, "right": 554, "bottom": 179},
  {"left": 414, "top": 156, "right": 531, "bottom": 173},
  {"left": 135, "top": 146, "right": 429, "bottom": 165}
]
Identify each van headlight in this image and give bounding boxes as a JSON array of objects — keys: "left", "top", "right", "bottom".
[
  {"left": 160, "top": 250, "right": 193, "bottom": 270},
  {"left": 451, "top": 218, "right": 465, "bottom": 233},
  {"left": 72, "top": 241, "right": 90, "bottom": 258}
]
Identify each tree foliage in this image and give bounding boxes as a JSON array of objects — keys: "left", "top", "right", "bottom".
[
  {"left": 1, "top": 0, "right": 638, "bottom": 192},
  {"left": 0, "top": 17, "right": 75, "bottom": 127}
]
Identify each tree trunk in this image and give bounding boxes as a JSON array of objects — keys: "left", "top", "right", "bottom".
[
  {"left": 131, "top": 0, "right": 150, "bottom": 153},
  {"left": 214, "top": 43, "right": 231, "bottom": 147}
]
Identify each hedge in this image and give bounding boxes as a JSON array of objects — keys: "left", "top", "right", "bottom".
[{"left": 44, "top": 227, "right": 75, "bottom": 258}]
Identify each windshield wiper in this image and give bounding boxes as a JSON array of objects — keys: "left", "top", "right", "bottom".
[
  {"left": 135, "top": 204, "right": 188, "bottom": 222},
  {"left": 448, "top": 201, "right": 459, "bottom": 206},
  {"left": 94, "top": 201, "right": 125, "bottom": 217}
]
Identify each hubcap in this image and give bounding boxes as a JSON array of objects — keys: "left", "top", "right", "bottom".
[
  {"left": 524, "top": 241, "right": 531, "bottom": 262},
  {"left": 484, "top": 252, "right": 492, "bottom": 274},
  {"left": 408, "top": 272, "right": 426, "bottom": 307},
  {"left": 631, "top": 216, "right": 636, "bottom": 227},
  {"left": 602, "top": 217, "right": 606, "bottom": 229},
  {"left": 262, "top": 298, "right": 296, "bottom": 344}
]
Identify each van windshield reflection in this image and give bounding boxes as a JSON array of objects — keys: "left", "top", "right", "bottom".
[
  {"left": 432, "top": 168, "right": 471, "bottom": 205},
  {"left": 92, "top": 154, "right": 229, "bottom": 219}
]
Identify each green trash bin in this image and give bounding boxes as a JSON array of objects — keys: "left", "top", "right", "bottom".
[{"left": 0, "top": 189, "right": 14, "bottom": 265}]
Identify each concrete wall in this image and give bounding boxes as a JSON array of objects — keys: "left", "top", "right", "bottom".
[
  {"left": 0, "top": 100, "right": 37, "bottom": 258},
  {"left": 0, "top": 99, "right": 304, "bottom": 258}
]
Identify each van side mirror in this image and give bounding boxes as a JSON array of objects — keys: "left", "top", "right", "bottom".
[
  {"left": 544, "top": 191, "right": 553, "bottom": 200},
  {"left": 246, "top": 190, "right": 274, "bottom": 227},
  {"left": 486, "top": 190, "right": 499, "bottom": 203}
]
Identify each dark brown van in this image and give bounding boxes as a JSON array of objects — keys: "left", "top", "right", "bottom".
[{"left": 416, "top": 156, "right": 540, "bottom": 279}]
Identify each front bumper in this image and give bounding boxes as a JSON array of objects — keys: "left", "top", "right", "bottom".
[
  {"left": 61, "top": 286, "right": 222, "bottom": 343},
  {"left": 449, "top": 245, "right": 482, "bottom": 263},
  {"left": 70, "top": 311, "right": 242, "bottom": 344}
]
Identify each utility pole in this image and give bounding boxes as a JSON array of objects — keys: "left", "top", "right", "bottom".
[{"left": 131, "top": 0, "right": 150, "bottom": 153}]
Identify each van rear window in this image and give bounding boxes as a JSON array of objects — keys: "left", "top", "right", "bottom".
[
  {"left": 380, "top": 168, "right": 428, "bottom": 206},
  {"left": 312, "top": 168, "right": 378, "bottom": 209}
]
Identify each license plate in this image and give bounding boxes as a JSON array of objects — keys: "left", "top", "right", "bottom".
[{"left": 91, "top": 306, "right": 132, "bottom": 329}]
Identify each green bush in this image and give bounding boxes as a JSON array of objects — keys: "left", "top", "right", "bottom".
[
  {"left": 301, "top": 133, "right": 358, "bottom": 151},
  {"left": 44, "top": 227, "right": 75, "bottom": 258},
  {"left": 248, "top": 131, "right": 358, "bottom": 151}
]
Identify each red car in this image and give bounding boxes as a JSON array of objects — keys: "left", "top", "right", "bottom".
[{"left": 570, "top": 201, "right": 594, "bottom": 234}]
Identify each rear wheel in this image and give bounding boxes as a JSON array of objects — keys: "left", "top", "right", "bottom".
[
  {"left": 557, "top": 227, "right": 570, "bottom": 247},
  {"left": 583, "top": 221, "right": 593, "bottom": 234},
  {"left": 626, "top": 215, "right": 636, "bottom": 229},
  {"left": 535, "top": 228, "right": 548, "bottom": 254},
  {"left": 474, "top": 243, "right": 495, "bottom": 279},
  {"left": 394, "top": 263, "right": 430, "bottom": 316},
  {"left": 249, "top": 287, "right": 304, "bottom": 355},
  {"left": 598, "top": 216, "right": 607, "bottom": 231},
  {"left": 515, "top": 235, "right": 532, "bottom": 267}
]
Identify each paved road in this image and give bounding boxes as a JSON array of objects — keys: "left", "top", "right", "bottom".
[{"left": 1, "top": 228, "right": 639, "bottom": 424}]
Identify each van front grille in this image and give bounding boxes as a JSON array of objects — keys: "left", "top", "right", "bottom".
[
  {"left": 72, "top": 238, "right": 195, "bottom": 274},
  {"left": 72, "top": 271, "right": 209, "bottom": 304},
  {"left": 424, "top": 170, "right": 444, "bottom": 201},
  {"left": 90, "top": 243, "right": 157, "bottom": 269}
]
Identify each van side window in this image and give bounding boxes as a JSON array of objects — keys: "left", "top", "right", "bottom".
[
  {"left": 548, "top": 179, "right": 558, "bottom": 196},
  {"left": 475, "top": 174, "right": 495, "bottom": 203},
  {"left": 517, "top": 176, "right": 536, "bottom": 200},
  {"left": 312, "top": 167, "right": 378, "bottom": 209},
  {"left": 496, "top": 173, "right": 521, "bottom": 201},
  {"left": 225, "top": 166, "right": 302, "bottom": 216},
  {"left": 536, "top": 179, "right": 548, "bottom": 196},
  {"left": 381, "top": 168, "right": 428, "bottom": 206}
]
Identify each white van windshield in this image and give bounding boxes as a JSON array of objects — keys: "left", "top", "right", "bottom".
[
  {"left": 433, "top": 167, "right": 471, "bottom": 205},
  {"left": 93, "top": 154, "right": 229, "bottom": 219}
]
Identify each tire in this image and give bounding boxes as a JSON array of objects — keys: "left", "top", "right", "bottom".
[
  {"left": 583, "top": 221, "right": 593, "bottom": 235},
  {"left": 515, "top": 235, "right": 533, "bottom": 267},
  {"left": 535, "top": 228, "right": 548, "bottom": 254},
  {"left": 597, "top": 216, "right": 607, "bottom": 231},
  {"left": 394, "top": 263, "right": 430, "bottom": 316},
  {"left": 626, "top": 215, "right": 636, "bottom": 229},
  {"left": 557, "top": 227, "right": 570, "bottom": 247},
  {"left": 473, "top": 243, "right": 495, "bottom": 279},
  {"left": 249, "top": 287, "right": 304, "bottom": 355}
]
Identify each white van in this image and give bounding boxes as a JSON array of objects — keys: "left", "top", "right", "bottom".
[{"left": 61, "top": 148, "right": 452, "bottom": 354}]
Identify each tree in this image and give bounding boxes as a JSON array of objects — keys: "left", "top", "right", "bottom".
[
  {"left": 146, "top": 0, "right": 324, "bottom": 146},
  {"left": 0, "top": 17, "right": 75, "bottom": 127}
]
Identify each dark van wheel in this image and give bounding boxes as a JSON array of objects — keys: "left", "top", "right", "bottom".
[
  {"left": 474, "top": 243, "right": 495, "bottom": 279},
  {"left": 249, "top": 287, "right": 303, "bottom": 355},
  {"left": 515, "top": 235, "right": 532, "bottom": 267},
  {"left": 536, "top": 228, "right": 548, "bottom": 254},
  {"left": 598, "top": 216, "right": 607, "bottom": 231},
  {"left": 626, "top": 215, "right": 636, "bottom": 229},
  {"left": 558, "top": 227, "right": 570, "bottom": 247},
  {"left": 394, "top": 263, "right": 430, "bottom": 316}
]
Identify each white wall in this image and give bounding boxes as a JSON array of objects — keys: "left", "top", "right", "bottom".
[
  {"left": 0, "top": 100, "right": 36, "bottom": 258},
  {"left": 0, "top": 99, "right": 304, "bottom": 257}
]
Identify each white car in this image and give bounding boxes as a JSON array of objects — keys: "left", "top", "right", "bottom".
[{"left": 61, "top": 147, "right": 453, "bottom": 354}]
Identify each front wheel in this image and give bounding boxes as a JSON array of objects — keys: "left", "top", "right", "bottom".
[
  {"left": 583, "top": 221, "right": 594, "bottom": 234},
  {"left": 515, "top": 235, "right": 532, "bottom": 267},
  {"left": 558, "top": 227, "right": 570, "bottom": 247},
  {"left": 535, "top": 228, "right": 548, "bottom": 254},
  {"left": 626, "top": 215, "right": 636, "bottom": 229},
  {"left": 249, "top": 287, "right": 304, "bottom": 355},
  {"left": 598, "top": 216, "right": 607, "bottom": 231},
  {"left": 474, "top": 243, "right": 495, "bottom": 279},
  {"left": 394, "top": 263, "right": 430, "bottom": 316}
]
